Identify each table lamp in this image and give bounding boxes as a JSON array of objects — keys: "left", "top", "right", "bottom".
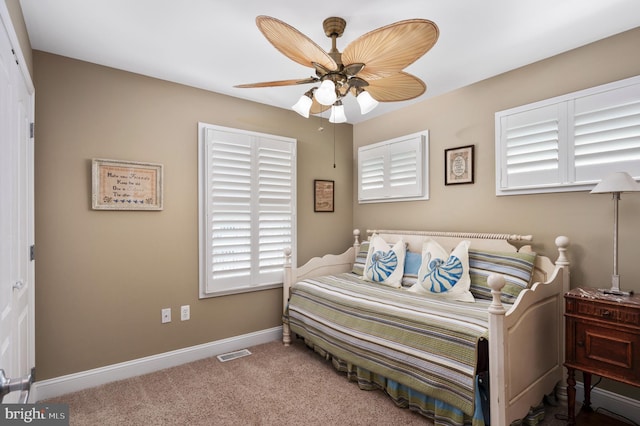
[{"left": 591, "top": 171, "right": 640, "bottom": 296}]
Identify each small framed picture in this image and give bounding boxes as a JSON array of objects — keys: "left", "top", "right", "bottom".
[
  {"left": 314, "top": 180, "right": 334, "bottom": 212},
  {"left": 92, "top": 158, "right": 164, "bottom": 210},
  {"left": 445, "top": 145, "right": 474, "bottom": 185}
]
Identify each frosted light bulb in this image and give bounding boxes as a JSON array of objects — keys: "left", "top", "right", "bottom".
[
  {"left": 292, "top": 94, "right": 313, "bottom": 118},
  {"left": 315, "top": 80, "right": 337, "bottom": 106},
  {"left": 329, "top": 103, "right": 347, "bottom": 123},
  {"left": 357, "top": 90, "right": 379, "bottom": 114}
]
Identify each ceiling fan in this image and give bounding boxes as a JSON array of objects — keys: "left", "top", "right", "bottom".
[{"left": 235, "top": 15, "right": 439, "bottom": 123}]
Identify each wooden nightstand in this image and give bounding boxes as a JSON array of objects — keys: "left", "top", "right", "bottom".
[{"left": 564, "top": 288, "right": 640, "bottom": 425}]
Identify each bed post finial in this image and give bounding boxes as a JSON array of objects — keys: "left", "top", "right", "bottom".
[
  {"left": 353, "top": 229, "right": 361, "bottom": 263},
  {"left": 554, "top": 236, "right": 570, "bottom": 266},
  {"left": 487, "top": 273, "right": 507, "bottom": 315}
]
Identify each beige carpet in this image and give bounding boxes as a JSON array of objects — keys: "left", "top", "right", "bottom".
[{"left": 43, "top": 339, "right": 569, "bottom": 425}]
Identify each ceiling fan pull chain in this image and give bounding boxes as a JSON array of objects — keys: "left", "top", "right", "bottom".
[{"left": 333, "top": 122, "right": 336, "bottom": 169}]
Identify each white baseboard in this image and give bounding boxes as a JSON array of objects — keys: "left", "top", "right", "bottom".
[
  {"left": 31, "top": 326, "right": 282, "bottom": 402},
  {"left": 575, "top": 381, "right": 640, "bottom": 424}
]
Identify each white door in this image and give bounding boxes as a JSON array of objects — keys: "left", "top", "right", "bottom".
[{"left": 0, "top": 7, "right": 35, "bottom": 403}]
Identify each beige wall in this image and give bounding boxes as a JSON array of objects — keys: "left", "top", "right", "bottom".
[
  {"left": 33, "top": 52, "right": 353, "bottom": 379},
  {"left": 353, "top": 27, "right": 640, "bottom": 400}
]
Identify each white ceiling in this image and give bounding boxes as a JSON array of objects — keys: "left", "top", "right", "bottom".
[{"left": 19, "top": 0, "right": 640, "bottom": 124}]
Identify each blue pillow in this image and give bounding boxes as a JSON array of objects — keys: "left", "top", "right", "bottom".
[{"left": 402, "top": 252, "right": 422, "bottom": 286}]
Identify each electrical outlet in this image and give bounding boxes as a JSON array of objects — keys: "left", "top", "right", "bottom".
[
  {"left": 161, "top": 308, "right": 171, "bottom": 324},
  {"left": 180, "top": 305, "right": 190, "bottom": 321}
]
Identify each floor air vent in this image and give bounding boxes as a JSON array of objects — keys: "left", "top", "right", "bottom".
[{"left": 217, "top": 348, "right": 252, "bottom": 362}]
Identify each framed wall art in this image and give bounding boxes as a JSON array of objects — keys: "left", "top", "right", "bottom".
[
  {"left": 92, "top": 158, "right": 164, "bottom": 210},
  {"left": 314, "top": 179, "right": 334, "bottom": 212},
  {"left": 445, "top": 145, "right": 474, "bottom": 185}
]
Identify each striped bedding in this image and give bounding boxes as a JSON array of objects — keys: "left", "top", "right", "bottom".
[{"left": 285, "top": 272, "right": 497, "bottom": 417}]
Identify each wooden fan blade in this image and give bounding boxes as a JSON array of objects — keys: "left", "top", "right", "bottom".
[
  {"left": 342, "top": 19, "right": 438, "bottom": 80},
  {"left": 235, "top": 78, "right": 317, "bottom": 88},
  {"left": 256, "top": 16, "right": 337, "bottom": 71},
  {"left": 363, "top": 72, "right": 426, "bottom": 102},
  {"left": 310, "top": 98, "right": 331, "bottom": 114}
]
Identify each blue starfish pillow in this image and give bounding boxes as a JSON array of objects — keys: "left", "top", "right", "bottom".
[
  {"left": 408, "top": 238, "right": 475, "bottom": 302},
  {"left": 363, "top": 234, "right": 406, "bottom": 288}
]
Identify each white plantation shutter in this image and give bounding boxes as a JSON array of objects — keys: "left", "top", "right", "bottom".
[
  {"left": 209, "top": 138, "right": 252, "bottom": 288},
  {"left": 573, "top": 84, "right": 640, "bottom": 182},
  {"left": 359, "top": 147, "right": 386, "bottom": 199},
  {"left": 498, "top": 103, "right": 565, "bottom": 190},
  {"left": 496, "top": 75, "right": 640, "bottom": 195},
  {"left": 257, "top": 140, "right": 294, "bottom": 281},
  {"left": 199, "top": 124, "right": 296, "bottom": 297},
  {"left": 358, "top": 131, "right": 429, "bottom": 202},
  {"left": 389, "top": 144, "right": 420, "bottom": 192}
]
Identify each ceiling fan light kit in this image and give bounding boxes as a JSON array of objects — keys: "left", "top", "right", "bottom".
[
  {"left": 356, "top": 90, "right": 379, "bottom": 114},
  {"left": 315, "top": 80, "right": 338, "bottom": 106},
  {"left": 291, "top": 91, "right": 313, "bottom": 118},
  {"left": 236, "top": 15, "right": 439, "bottom": 123},
  {"left": 329, "top": 101, "right": 347, "bottom": 123}
]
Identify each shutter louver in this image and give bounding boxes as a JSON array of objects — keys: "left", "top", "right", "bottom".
[
  {"left": 506, "top": 121, "right": 559, "bottom": 174},
  {"left": 361, "top": 156, "right": 385, "bottom": 190},
  {"left": 390, "top": 150, "right": 417, "bottom": 188}
]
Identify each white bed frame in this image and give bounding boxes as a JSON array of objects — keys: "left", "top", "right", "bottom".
[{"left": 283, "top": 229, "right": 570, "bottom": 425}]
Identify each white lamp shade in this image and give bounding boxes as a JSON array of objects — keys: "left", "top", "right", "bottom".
[
  {"left": 356, "top": 90, "right": 379, "bottom": 114},
  {"left": 591, "top": 172, "right": 640, "bottom": 193},
  {"left": 292, "top": 94, "right": 313, "bottom": 118},
  {"left": 314, "top": 80, "right": 337, "bottom": 106},
  {"left": 329, "top": 104, "right": 347, "bottom": 123}
]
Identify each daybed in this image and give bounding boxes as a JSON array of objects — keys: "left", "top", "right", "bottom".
[{"left": 282, "top": 229, "right": 570, "bottom": 425}]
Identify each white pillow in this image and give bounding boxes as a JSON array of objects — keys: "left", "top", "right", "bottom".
[
  {"left": 363, "top": 234, "right": 406, "bottom": 288},
  {"left": 408, "top": 238, "right": 475, "bottom": 302}
]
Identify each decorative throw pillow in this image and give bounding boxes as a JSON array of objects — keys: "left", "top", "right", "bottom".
[
  {"left": 468, "top": 249, "right": 537, "bottom": 304},
  {"left": 408, "top": 239, "right": 475, "bottom": 302},
  {"left": 363, "top": 234, "right": 406, "bottom": 288},
  {"left": 402, "top": 251, "right": 422, "bottom": 287},
  {"left": 351, "top": 241, "right": 370, "bottom": 276}
]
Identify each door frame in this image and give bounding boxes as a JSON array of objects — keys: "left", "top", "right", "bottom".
[{"left": 0, "top": 1, "right": 36, "bottom": 403}]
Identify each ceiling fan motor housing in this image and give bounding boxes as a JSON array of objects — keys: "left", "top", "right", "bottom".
[{"left": 323, "top": 17, "right": 346, "bottom": 38}]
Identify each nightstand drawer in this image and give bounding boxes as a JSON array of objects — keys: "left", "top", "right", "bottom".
[
  {"left": 566, "top": 298, "right": 640, "bottom": 326},
  {"left": 572, "top": 320, "right": 640, "bottom": 384}
]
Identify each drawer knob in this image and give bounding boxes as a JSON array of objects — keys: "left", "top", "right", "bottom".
[
  {"left": 577, "top": 340, "right": 584, "bottom": 347},
  {"left": 602, "top": 310, "right": 612, "bottom": 317}
]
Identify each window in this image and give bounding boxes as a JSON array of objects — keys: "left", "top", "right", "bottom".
[
  {"left": 495, "top": 75, "right": 640, "bottom": 195},
  {"left": 358, "top": 130, "right": 429, "bottom": 203},
  {"left": 198, "top": 123, "right": 296, "bottom": 298}
]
